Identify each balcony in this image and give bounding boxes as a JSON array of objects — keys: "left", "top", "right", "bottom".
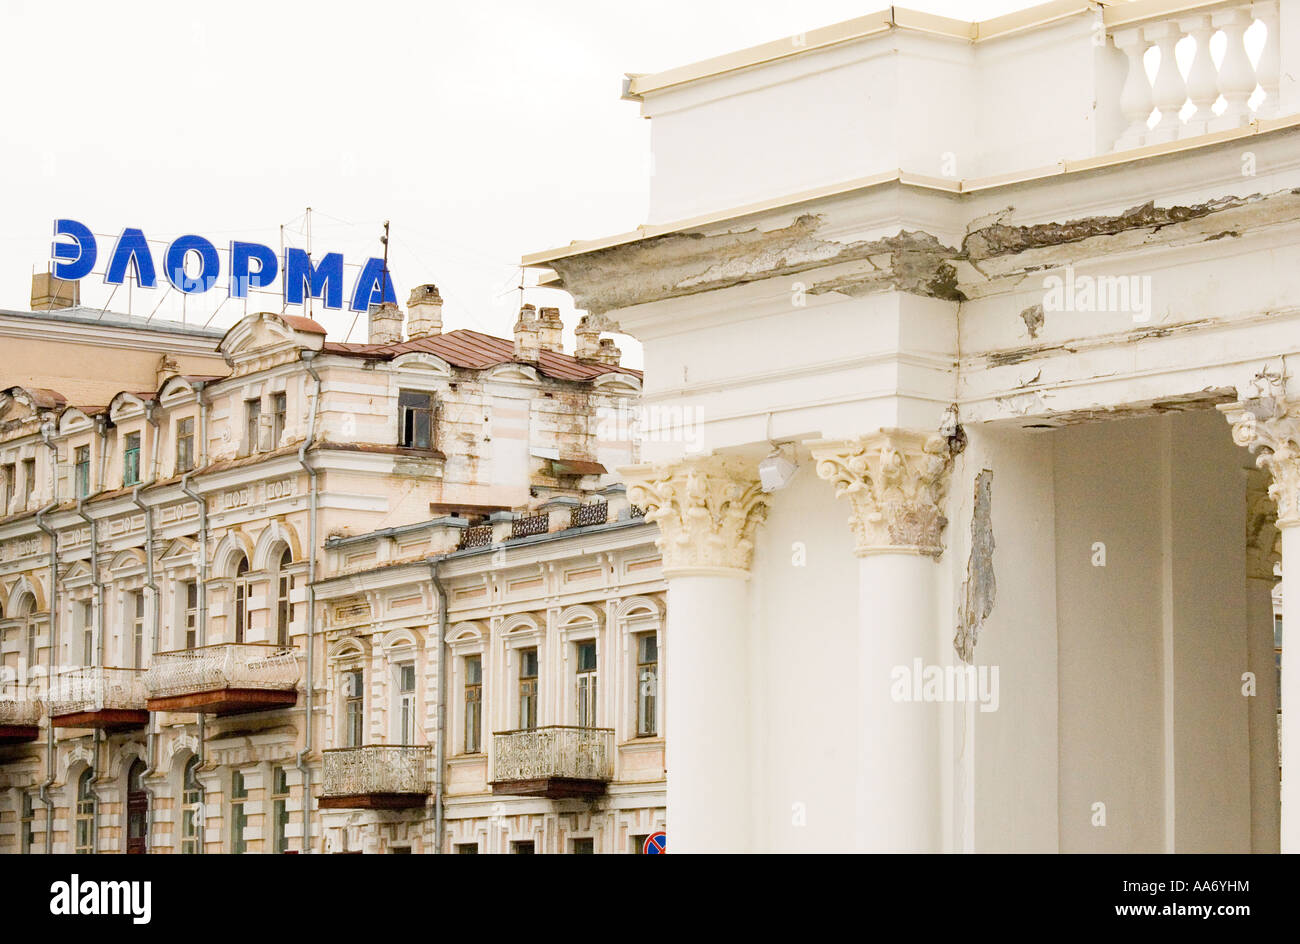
[
  {"left": 48, "top": 668, "right": 149, "bottom": 730},
  {"left": 0, "top": 695, "right": 42, "bottom": 743},
  {"left": 491, "top": 725, "right": 614, "bottom": 799},
  {"left": 144, "top": 643, "right": 300, "bottom": 715},
  {"left": 319, "top": 745, "right": 432, "bottom": 810}
]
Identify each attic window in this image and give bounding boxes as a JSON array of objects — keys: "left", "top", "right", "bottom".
[{"left": 398, "top": 390, "right": 434, "bottom": 450}]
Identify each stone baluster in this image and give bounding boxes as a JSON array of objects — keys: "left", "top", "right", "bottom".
[
  {"left": 1181, "top": 15, "right": 1220, "bottom": 137},
  {"left": 1254, "top": 0, "right": 1281, "bottom": 118},
  {"left": 1147, "top": 20, "right": 1189, "bottom": 143},
  {"left": 1213, "top": 6, "right": 1261, "bottom": 129},
  {"left": 1114, "top": 27, "right": 1154, "bottom": 150}
]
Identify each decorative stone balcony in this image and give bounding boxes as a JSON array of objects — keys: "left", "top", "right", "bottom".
[
  {"left": 491, "top": 725, "right": 614, "bottom": 799},
  {"left": 0, "top": 695, "right": 42, "bottom": 744},
  {"left": 48, "top": 668, "right": 149, "bottom": 730},
  {"left": 144, "top": 643, "right": 300, "bottom": 715},
  {"left": 318, "top": 745, "right": 432, "bottom": 810}
]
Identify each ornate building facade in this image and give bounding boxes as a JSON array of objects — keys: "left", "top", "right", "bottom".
[{"left": 0, "top": 288, "right": 664, "bottom": 853}]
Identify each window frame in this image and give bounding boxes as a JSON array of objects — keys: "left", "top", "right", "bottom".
[
  {"left": 230, "top": 769, "right": 248, "bottom": 854},
  {"left": 245, "top": 398, "right": 262, "bottom": 455},
  {"left": 74, "top": 768, "right": 95, "bottom": 854},
  {"left": 397, "top": 389, "right": 435, "bottom": 450},
  {"left": 464, "top": 654, "right": 482, "bottom": 754},
  {"left": 175, "top": 416, "right": 195, "bottom": 474},
  {"left": 73, "top": 444, "right": 90, "bottom": 498},
  {"left": 123, "top": 431, "right": 141, "bottom": 487}
]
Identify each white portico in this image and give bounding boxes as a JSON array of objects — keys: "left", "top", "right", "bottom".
[{"left": 528, "top": 0, "right": 1300, "bottom": 853}]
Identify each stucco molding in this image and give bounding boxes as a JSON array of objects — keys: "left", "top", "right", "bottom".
[
  {"left": 621, "top": 454, "right": 767, "bottom": 578},
  {"left": 809, "top": 429, "right": 954, "bottom": 558}
]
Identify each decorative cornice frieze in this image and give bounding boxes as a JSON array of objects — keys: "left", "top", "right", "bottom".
[
  {"left": 809, "top": 429, "right": 954, "bottom": 557},
  {"left": 622, "top": 454, "right": 768, "bottom": 577},
  {"left": 1220, "top": 386, "right": 1300, "bottom": 529}
]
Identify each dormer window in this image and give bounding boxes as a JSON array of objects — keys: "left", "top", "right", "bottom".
[
  {"left": 245, "top": 399, "right": 262, "bottom": 454},
  {"left": 74, "top": 445, "right": 90, "bottom": 498},
  {"left": 124, "top": 432, "right": 141, "bottom": 486},
  {"left": 398, "top": 390, "right": 434, "bottom": 449},
  {"left": 271, "top": 392, "right": 287, "bottom": 449},
  {"left": 176, "top": 417, "right": 195, "bottom": 473},
  {"left": 22, "top": 458, "right": 35, "bottom": 506}
]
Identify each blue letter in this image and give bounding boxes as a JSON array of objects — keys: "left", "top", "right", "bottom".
[
  {"left": 164, "top": 235, "right": 219, "bottom": 294},
  {"left": 105, "top": 228, "right": 157, "bottom": 288},
  {"left": 51, "top": 219, "right": 97, "bottom": 280},
  {"left": 349, "top": 257, "right": 396, "bottom": 312},
  {"left": 229, "top": 241, "right": 278, "bottom": 299},
  {"left": 284, "top": 249, "right": 344, "bottom": 310}
]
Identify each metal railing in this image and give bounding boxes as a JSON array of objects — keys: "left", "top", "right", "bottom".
[
  {"left": 512, "top": 513, "right": 549, "bottom": 538},
  {"left": 459, "top": 524, "right": 493, "bottom": 550},
  {"left": 47, "top": 667, "right": 147, "bottom": 716},
  {"left": 570, "top": 502, "right": 609, "bottom": 528},
  {"left": 321, "top": 745, "right": 431, "bottom": 797},
  {"left": 492, "top": 725, "right": 614, "bottom": 783},
  {"left": 144, "top": 643, "right": 300, "bottom": 699}
]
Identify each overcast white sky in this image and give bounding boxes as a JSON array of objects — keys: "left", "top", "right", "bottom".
[{"left": 0, "top": 0, "right": 1053, "bottom": 362}]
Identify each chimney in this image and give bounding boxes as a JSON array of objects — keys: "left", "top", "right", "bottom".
[
  {"left": 368, "top": 301, "right": 404, "bottom": 345},
  {"left": 574, "top": 315, "right": 601, "bottom": 361},
  {"left": 31, "top": 272, "right": 79, "bottom": 311},
  {"left": 514, "top": 304, "right": 540, "bottom": 361},
  {"left": 407, "top": 284, "right": 443, "bottom": 339},
  {"left": 593, "top": 337, "right": 622, "bottom": 366},
  {"left": 536, "top": 306, "right": 563, "bottom": 353}
]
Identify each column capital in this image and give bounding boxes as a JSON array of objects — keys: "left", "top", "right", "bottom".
[
  {"left": 622, "top": 453, "right": 768, "bottom": 578},
  {"left": 1220, "top": 394, "right": 1300, "bottom": 528},
  {"left": 809, "top": 429, "right": 954, "bottom": 557}
]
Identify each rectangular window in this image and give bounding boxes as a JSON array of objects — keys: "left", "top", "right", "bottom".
[
  {"left": 176, "top": 417, "right": 195, "bottom": 473},
  {"left": 271, "top": 765, "right": 290, "bottom": 854},
  {"left": 20, "top": 791, "right": 34, "bottom": 855},
  {"left": 1, "top": 462, "right": 14, "bottom": 511},
  {"left": 571, "top": 837, "right": 595, "bottom": 854},
  {"left": 455, "top": 842, "right": 479, "bottom": 854},
  {"left": 80, "top": 600, "right": 93, "bottom": 666},
  {"left": 637, "top": 633, "right": 658, "bottom": 737},
  {"left": 271, "top": 392, "right": 287, "bottom": 449},
  {"left": 464, "top": 655, "right": 482, "bottom": 753},
  {"left": 576, "top": 641, "right": 597, "bottom": 728},
  {"left": 276, "top": 570, "right": 293, "bottom": 647},
  {"left": 230, "top": 770, "right": 248, "bottom": 854},
  {"left": 398, "top": 390, "right": 434, "bottom": 449},
  {"left": 26, "top": 621, "right": 37, "bottom": 668},
  {"left": 123, "top": 431, "right": 141, "bottom": 486},
  {"left": 181, "top": 760, "right": 201, "bottom": 855},
  {"left": 131, "top": 591, "right": 146, "bottom": 669},
  {"left": 21, "top": 457, "right": 35, "bottom": 509},
  {"left": 511, "top": 840, "right": 535, "bottom": 855},
  {"left": 245, "top": 399, "right": 262, "bottom": 454},
  {"left": 75, "top": 777, "right": 94, "bottom": 855},
  {"left": 518, "top": 648, "right": 538, "bottom": 731},
  {"left": 344, "top": 669, "right": 365, "bottom": 748},
  {"left": 398, "top": 663, "right": 416, "bottom": 746},
  {"left": 184, "top": 581, "right": 198, "bottom": 649},
  {"left": 74, "top": 445, "right": 90, "bottom": 498},
  {"left": 632, "top": 834, "right": 649, "bottom": 855}
]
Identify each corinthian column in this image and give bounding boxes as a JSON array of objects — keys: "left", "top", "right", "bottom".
[
  {"left": 1222, "top": 393, "right": 1300, "bottom": 851},
  {"left": 810, "top": 429, "right": 954, "bottom": 852},
  {"left": 624, "top": 454, "right": 768, "bottom": 853}
]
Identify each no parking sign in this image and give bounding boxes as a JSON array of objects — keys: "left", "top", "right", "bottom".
[{"left": 643, "top": 831, "right": 667, "bottom": 854}]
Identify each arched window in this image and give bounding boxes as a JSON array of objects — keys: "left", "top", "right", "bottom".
[
  {"left": 181, "top": 756, "right": 201, "bottom": 855},
  {"left": 75, "top": 769, "right": 95, "bottom": 854},
  {"left": 126, "top": 759, "right": 147, "bottom": 854},
  {"left": 276, "top": 548, "right": 293, "bottom": 647},
  {"left": 233, "top": 555, "right": 250, "bottom": 644}
]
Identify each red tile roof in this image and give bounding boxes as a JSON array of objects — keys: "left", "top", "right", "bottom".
[
  {"left": 280, "top": 315, "right": 327, "bottom": 335},
  {"left": 323, "top": 328, "right": 641, "bottom": 382}
]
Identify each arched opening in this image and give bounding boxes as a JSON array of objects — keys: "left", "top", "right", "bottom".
[
  {"left": 181, "top": 756, "right": 202, "bottom": 854},
  {"left": 75, "top": 768, "right": 95, "bottom": 854},
  {"left": 126, "top": 758, "right": 147, "bottom": 854}
]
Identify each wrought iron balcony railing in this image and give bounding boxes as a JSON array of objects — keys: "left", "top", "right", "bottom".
[
  {"left": 145, "top": 643, "right": 300, "bottom": 699},
  {"left": 492, "top": 725, "right": 614, "bottom": 797},
  {"left": 320, "top": 745, "right": 432, "bottom": 808},
  {"left": 47, "top": 667, "right": 147, "bottom": 717}
]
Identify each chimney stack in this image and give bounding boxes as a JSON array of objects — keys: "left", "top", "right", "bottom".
[
  {"left": 407, "top": 284, "right": 443, "bottom": 339},
  {"left": 536, "top": 306, "right": 563, "bottom": 353},
  {"left": 574, "top": 315, "right": 601, "bottom": 360},
  {"left": 514, "top": 304, "right": 540, "bottom": 361},
  {"left": 31, "top": 272, "right": 79, "bottom": 311},
  {"left": 593, "top": 337, "right": 622, "bottom": 366},
  {"left": 368, "top": 301, "right": 404, "bottom": 345}
]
